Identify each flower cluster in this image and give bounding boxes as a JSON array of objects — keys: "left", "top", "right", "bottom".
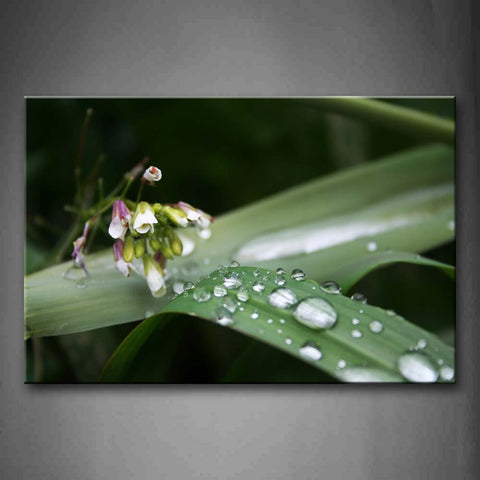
[{"left": 71, "top": 165, "right": 213, "bottom": 297}]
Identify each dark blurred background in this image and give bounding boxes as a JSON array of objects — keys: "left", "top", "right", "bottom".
[{"left": 25, "top": 98, "right": 455, "bottom": 382}]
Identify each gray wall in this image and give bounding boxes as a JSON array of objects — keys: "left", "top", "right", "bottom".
[{"left": 2, "top": 1, "right": 478, "bottom": 478}]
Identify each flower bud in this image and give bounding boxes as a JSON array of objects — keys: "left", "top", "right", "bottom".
[
  {"left": 108, "top": 200, "right": 132, "bottom": 239},
  {"left": 163, "top": 205, "right": 188, "bottom": 227},
  {"left": 149, "top": 237, "right": 162, "bottom": 252},
  {"left": 142, "top": 166, "right": 162, "bottom": 183},
  {"left": 123, "top": 235, "right": 135, "bottom": 263},
  {"left": 134, "top": 237, "right": 146, "bottom": 258},
  {"left": 158, "top": 241, "right": 175, "bottom": 260},
  {"left": 166, "top": 227, "right": 183, "bottom": 256}
]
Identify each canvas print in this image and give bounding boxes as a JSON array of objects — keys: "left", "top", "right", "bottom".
[{"left": 25, "top": 98, "right": 455, "bottom": 383}]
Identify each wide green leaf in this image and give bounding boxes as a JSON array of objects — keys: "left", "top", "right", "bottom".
[
  {"left": 102, "top": 266, "right": 455, "bottom": 383},
  {"left": 25, "top": 144, "right": 454, "bottom": 338}
]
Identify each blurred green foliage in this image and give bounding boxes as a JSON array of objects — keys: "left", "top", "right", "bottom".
[{"left": 25, "top": 98, "right": 455, "bottom": 382}]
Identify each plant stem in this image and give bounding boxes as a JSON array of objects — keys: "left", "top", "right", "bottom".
[{"left": 303, "top": 97, "right": 455, "bottom": 144}]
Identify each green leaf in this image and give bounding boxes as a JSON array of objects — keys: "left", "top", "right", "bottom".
[
  {"left": 103, "top": 266, "right": 455, "bottom": 383},
  {"left": 330, "top": 251, "right": 455, "bottom": 292},
  {"left": 25, "top": 144, "right": 454, "bottom": 338}
]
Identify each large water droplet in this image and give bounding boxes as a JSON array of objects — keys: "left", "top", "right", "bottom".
[
  {"left": 173, "top": 281, "right": 185, "bottom": 294},
  {"left": 62, "top": 264, "right": 88, "bottom": 281},
  {"left": 213, "top": 285, "right": 228, "bottom": 297},
  {"left": 293, "top": 297, "right": 337, "bottom": 330},
  {"left": 252, "top": 281, "right": 266, "bottom": 293},
  {"left": 276, "top": 267, "right": 285, "bottom": 275},
  {"left": 223, "top": 297, "right": 237, "bottom": 314},
  {"left": 290, "top": 269, "right": 306, "bottom": 281},
  {"left": 268, "top": 287, "right": 297, "bottom": 309},
  {"left": 320, "top": 280, "right": 342, "bottom": 295},
  {"left": 230, "top": 260, "right": 240, "bottom": 268},
  {"left": 351, "top": 329, "right": 362, "bottom": 339},
  {"left": 337, "top": 367, "right": 403, "bottom": 382},
  {"left": 398, "top": 352, "right": 439, "bottom": 383},
  {"left": 299, "top": 341, "right": 322, "bottom": 361},
  {"left": 366, "top": 241, "right": 378, "bottom": 252},
  {"left": 214, "top": 307, "right": 234, "bottom": 327},
  {"left": 369, "top": 320, "right": 383, "bottom": 334},
  {"left": 275, "top": 275, "right": 286, "bottom": 286},
  {"left": 76, "top": 278, "right": 87, "bottom": 289},
  {"left": 236, "top": 287, "right": 250, "bottom": 302},
  {"left": 223, "top": 273, "right": 242, "bottom": 289},
  {"left": 183, "top": 281, "right": 195, "bottom": 291},
  {"left": 440, "top": 365, "right": 455, "bottom": 381},
  {"left": 193, "top": 287, "right": 211, "bottom": 303},
  {"left": 351, "top": 292, "right": 367, "bottom": 304}
]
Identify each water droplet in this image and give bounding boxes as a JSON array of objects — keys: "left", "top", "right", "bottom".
[
  {"left": 366, "top": 241, "right": 378, "bottom": 252},
  {"left": 277, "top": 328, "right": 283, "bottom": 334},
  {"left": 293, "top": 297, "right": 337, "bottom": 330},
  {"left": 218, "top": 265, "right": 227, "bottom": 275},
  {"left": 351, "top": 329, "right": 362, "bottom": 339},
  {"left": 416, "top": 339, "right": 427, "bottom": 350},
  {"left": 173, "top": 281, "right": 185, "bottom": 294},
  {"left": 223, "top": 273, "right": 242, "bottom": 289},
  {"left": 223, "top": 297, "right": 237, "bottom": 314},
  {"left": 320, "top": 281, "right": 342, "bottom": 295},
  {"left": 76, "top": 278, "right": 87, "bottom": 289},
  {"left": 252, "top": 281, "right": 266, "bottom": 293},
  {"left": 276, "top": 267, "right": 285, "bottom": 275},
  {"left": 253, "top": 268, "right": 261, "bottom": 277},
  {"left": 437, "top": 358, "right": 444, "bottom": 366},
  {"left": 285, "top": 338, "right": 293, "bottom": 345},
  {"left": 62, "top": 264, "right": 87, "bottom": 281},
  {"left": 193, "top": 287, "right": 211, "bottom": 303},
  {"left": 352, "top": 317, "right": 360, "bottom": 326},
  {"left": 183, "top": 281, "right": 195, "bottom": 291},
  {"left": 268, "top": 287, "right": 297, "bottom": 309},
  {"left": 214, "top": 307, "right": 234, "bottom": 327},
  {"left": 440, "top": 365, "right": 455, "bottom": 381},
  {"left": 359, "top": 308, "right": 364, "bottom": 314},
  {"left": 197, "top": 228, "right": 212, "bottom": 239},
  {"left": 275, "top": 275, "right": 286, "bottom": 286},
  {"left": 230, "top": 260, "right": 240, "bottom": 268},
  {"left": 447, "top": 220, "right": 455, "bottom": 231},
  {"left": 236, "top": 287, "right": 250, "bottom": 302},
  {"left": 386, "top": 309, "right": 396, "bottom": 316},
  {"left": 398, "top": 352, "right": 439, "bottom": 383},
  {"left": 267, "top": 318, "right": 273, "bottom": 324},
  {"left": 337, "top": 359, "right": 346, "bottom": 369},
  {"left": 279, "top": 319, "right": 286, "bottom": 324},
  {"left": 144, "top": 310, "right": 155, "bottom": 318},
  {"left": 290, "top": 269, "right": 306, "bottom": 281},
  {"left": 351, "top": 292, "right": 367, "bottom": 304},
  {"left": 299, "top": 341, "right": 322, "bottom": 361},
  {"left": 338, "top": 367, "right": 403, "bottom": 382},
  {"left": 213, "top": 285, "right": 228, "bottom": 297},
  {"left": 250, "top": 311, "right": 259, "bottom": 319},
  {"left": 369, "top": 320, "right": 383, "bottom": 333}
]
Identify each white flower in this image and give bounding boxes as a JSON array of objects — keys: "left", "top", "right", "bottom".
[
  {"left": 113, "top": 240, "right": 132, "bottom": 277},
  {"left": 142, "top": 166, "right": 162, "bottom": 183},
  {"left": 133, "top": 202, "right": 158, "bottom": 234},
  {"left": 176, "top": 201, "right": 213, "bottom": 229},
  {"left": 108, "top": 200, "right": 132, "bottom": 239},
  {"left": 143, "top": 254, "right": 166, "bottom": 297}
]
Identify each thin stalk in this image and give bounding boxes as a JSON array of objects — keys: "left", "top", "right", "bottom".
[{"left": 302, "top": 97, "right": 455, "bottom": 144}]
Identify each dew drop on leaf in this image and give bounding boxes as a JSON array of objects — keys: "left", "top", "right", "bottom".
[
  {"left": 397, "top": 352, "right": 439, "bottom": 383},
  {"left": 290, "top": 268, "right": 306, "bottom": 281},
  {"left": 351, "top": 292, "right": 367, "bottom": 304},
  {"left": 320, "top": 280, "right": 342, "bottom": 295},
  {"left": 223, "top": 273, "right": 242, "bottom": 289},
  {"left": 368, "top": 320, "right": 384, "bottom": 333},
  {"left": 236, "top": 287, "right": 250, "bottom": 302},
  {"left": 213, "top": 285, "right": 228, "bottom": 297},
  {"left": 252, "top": 281, "right": 266, "bottom": 293},
  {"left": 293, "top": 297, "right": 337, "bottom": 330},
  {"left": 351, "top": 329, "right": 362, "bottom": 339},
  {"left": 299, "top": 341, "right": 322, "bottom": 361},
  {"left": 193, "top": 287, "right": 211, "bottom": 303},
  {"left": 267, "top": 287, "right": 297, "bottom": 309},
  {"left": 214, "top": 307, "right": 234, "bottom": 327}
]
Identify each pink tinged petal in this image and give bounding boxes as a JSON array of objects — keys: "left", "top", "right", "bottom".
[
  {"left": 177, "top": 201, "right": 201, "bottom": 221},
  {"left": 113, "top": 239, "right": 124, "bottom": 261},
  {"left": 109, "top": 217, "right": 127, "bottom": 239}
]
